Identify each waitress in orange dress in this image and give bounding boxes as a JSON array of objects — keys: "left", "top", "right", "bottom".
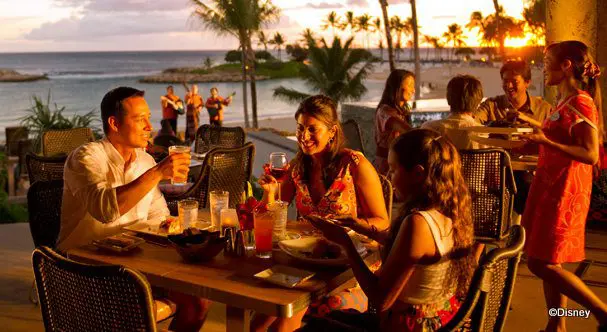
[{"left": 521, "top": 40, "right": 607, "bottom": 332}]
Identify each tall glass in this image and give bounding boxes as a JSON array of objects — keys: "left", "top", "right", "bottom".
[
  {"left": 253, "top": 209, "right": 274, "bottom": 259},
  {"left": 178, "top": 199, "right": 198, "bottom": 229},
  {"left": 209, "top": 190, "right": 229, "bottom": 231},
  {"left": 168, "top": 145, "right": 191, "bottom": 185},
  {"left": 270, "top": 201, "right": 288, "bottom": 243},
  {"left": 269, "top": 152, "right": 288, "bottom": 200}
]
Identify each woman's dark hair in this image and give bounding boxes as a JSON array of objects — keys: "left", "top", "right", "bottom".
[
  {"left": 546, "top": 40, "right": 602, "bottom": 117},
  {"left": 377, "top": 69, "right": 415, "bottom": 116},
  {"left": 292, "top": 95, "right": 345, "bottom": 182},
  {"left": 446, "top": 75, "right": 484, "bottom": 113},
  {"left": 100, "top": 87, "right": 145, "bottom": 134},
  {"left": 500, "top": 60, "right": 532, "bottom": 82},
  {"left": 386, "top": 129, "right": 475, "bottom": 297}
]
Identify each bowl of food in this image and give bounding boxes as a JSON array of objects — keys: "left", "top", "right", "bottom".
[{"left": 168, "top": 228, "right": 226, "bottom": 262}]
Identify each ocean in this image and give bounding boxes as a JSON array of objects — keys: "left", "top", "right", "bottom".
[{"left": 0, "top": 50, "right": 391, "bottom": 134}]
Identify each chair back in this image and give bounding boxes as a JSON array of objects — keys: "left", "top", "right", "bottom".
[
  {"left": 32, "top": 246, "right": 157, "bottom": 332},
  {"left": 459, "top": 149, "right": 517, "bottom": 242},
  {"left": 26, "top": 153, "right": 67, "bottom": 184},
  {"left": 27, "top": 180, "right": 63, "bottom": 248},
  {"left": 17, "top": 139, "right": 34, "bottom": 178},
  {"left": 153, "top": 134, "right": 183, "bottom": 149},
  {"left": 5, "top": 126, "right": 29, "bottom": 156},
  {"left": 342, "top": 119, "right": 365, "bottom": 155},
  {"left": 438, "top": 225, "right": 525, "bottom": 332},
  {"left": 194, "top": 125, "right": 245, "bottom": 154},
  {"left": 166, "top": 142, "right": 255, "bottom": 215},
  {"left": 378, "top": 174, "right": 393, "bottom": 221},
  {"left": 42, "top": 127, "right": 94, "bottom": 156}
]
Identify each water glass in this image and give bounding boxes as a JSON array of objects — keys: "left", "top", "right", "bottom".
[
  {"left": 209, "top": 190, "right": 229, "bottom": 231},
  {"left": 270, "top": 201, "right": 288, "bottom": 243},
  {"left": 178, "top": 199, "right": 198, "bottom": 230},
  {"left": 168, "top": 145, "right": 191, "bottom": 185}
]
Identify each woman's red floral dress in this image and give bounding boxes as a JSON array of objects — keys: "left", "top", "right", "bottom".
[{"left": 522, "top": 91, "right": 598, "bottom": 264}]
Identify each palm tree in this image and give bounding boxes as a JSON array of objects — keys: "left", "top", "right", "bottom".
[
  {"left": 299, "top": 28, "right": 316, "bottom": 47},
  {"left": 432, "top": 37, "right": 444, "bottom": 61},
  {"left": 257, "top": 30, "right": 269, "bottom": 51},
  {"left": 423, "top": 35, "right": 434, "bottom": 60},
  {"left": 390, "top": 16, "right": 404, "bottom": 61},
  {"left": 410, "top": 0, "right": 421, "bottom": 103},
  {"left": 269, "top": 32, "right": 285, "bottom": 61},
  {"left": 467, "top": 9, "right": 524, "bottom": 60},
  {"left": 322, "top": 11, "right": 341, "bottom": 36},
  {"left": 373, "top": 17, "right": 384, "bottom": 61},
  {"left": 356, "top": 14, "right": 372, "bottom": 49},
  {"left": 442, "top": 23, "right": 466, "bottom": 61},
  {"left": 190, "top": 0, "right": 280, "bottom": 129},
  {"left": 523, "top": 0, "right": 546, "bottom": 45},
  {"left": 342, "top": 11, "right": 356, "bottom": 39},
  {"left": 378, "top": 0, "right": 395, "bottom": 71},
  {"left": 273, "top": 37, "right": 375, "bottom": 104}
]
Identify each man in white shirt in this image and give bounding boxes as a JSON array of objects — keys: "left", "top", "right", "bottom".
[
  {"left": 58, "top": 87, "right": 209, "bottom": 331},
  {"left": 421, "top": 75, "right": 484, "bottom": 150}
]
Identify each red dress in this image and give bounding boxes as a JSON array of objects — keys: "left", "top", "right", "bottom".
[{"left": 522, "top": 91, "right": 598, "bottom": 264}]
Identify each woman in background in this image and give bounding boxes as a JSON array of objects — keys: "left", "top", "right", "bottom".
[{"left": 373, "top": 69, "right": 415, "bottom": 175}]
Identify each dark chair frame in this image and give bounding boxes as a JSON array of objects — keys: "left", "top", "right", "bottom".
[
  {"left": 378, "top": 174, "right": 393, "bottom": 221},
  {"left": 438, "top": 225, "right": 526, "bottom": 332},
  {"left": 32, "top": 246, "right": 157, "bottom": 332},
  {"left": 26, "top": 153, "right": 67, "bottom": 184},
  {"left": 194, "top": 124, "right": 246, "bottom": 154},
  {"left": 27, "top": 179, "right": 64, "bottom": 249},
  {"left": 342, "top": 119, "right": 365, "bottom": 155},
  {"left": 165, "top": 142, "right": 255, "bottom": 215},
  {"left": 459, "top": 148, "right": 517, "bottom": 243}
]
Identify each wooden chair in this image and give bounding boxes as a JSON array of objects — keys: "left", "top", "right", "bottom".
[
  {"left": 194, "top": 125, "right": 245, "bottom": 154},
  {"left": 32, "top": 246, "right": 158, "bottom": 332},
  {"left": 26, "top": 153, "right": 67, "bottom": 184},
  {"left": 459, "top": 149, "right": 517, "bottom": 243},
  {"left": 438, "top": 225, "right": 525, "bottom": 332},
  {"left": 42, "top": 127, "right": 94, "bottom": 157},
  {"left": 342, "top": 119, "right": 365, "bottom": 155},
  {"left": 165, "top": 142, "right": 255, "bottom": 215}
]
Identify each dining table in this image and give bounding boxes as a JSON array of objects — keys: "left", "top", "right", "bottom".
[{"left": 67, "top": 212, "right": 380, "bottom": 332}]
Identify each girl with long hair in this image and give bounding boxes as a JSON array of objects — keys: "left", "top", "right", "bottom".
[
  {"left": 522, "top": 40, "right": 607, "bottom": 331},
  {"left": 374, "top": 69, "right": 415, "bottom": 175},
  {"left": 306, "top": 129, "right": 476, "bottom": 331}
]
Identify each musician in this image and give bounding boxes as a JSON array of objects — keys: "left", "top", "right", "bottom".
[
  {"left": 185, "top": 84, "right": 203, "bottom": 142},
  {"left": 160, "top": 85, "right": 184, "bottom": 133},
  {"left": 205, "top": 87, "right": 232, "bottom": 127}
]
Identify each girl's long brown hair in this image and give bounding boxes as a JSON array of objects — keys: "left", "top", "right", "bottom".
[
  {"left": 291, "top": 95, "right": 345, "bottom": 182},
  {"left": 386, "top": 129, "right": 475, "bottom": 297},
  {"left": 377, "top": 69, "right": 415, "bottom": 118}
]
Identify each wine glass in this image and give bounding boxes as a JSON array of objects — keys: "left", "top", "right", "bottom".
[{"left": 269, "top": 152, "right": 288, "bottom": 201}]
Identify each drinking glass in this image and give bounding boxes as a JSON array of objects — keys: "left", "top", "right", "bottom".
[
  {"left": 168, "top": 145, "right": 191, "bottom": 185},
  {"left": 178, "top": 199, "right": 198, "bottom": 230},
  {"left": 269, "top": 152, "right": 288, "bottom": 200},
  {"left": 253, "top": 209, "right": 274, "bottom": 259},
  {"left": 270, "top": 201, "right": 288, "bottom": 243},
  {"left": 209, "top": 191, "right": 229, "bottom": 231}
]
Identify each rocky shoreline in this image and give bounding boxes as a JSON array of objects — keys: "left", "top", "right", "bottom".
[
  {"left": 139, "top": 67, "right": 269, "bottom": 83},
  {"left": 0, "top": 69, "right": 48, "bottom": 82}
]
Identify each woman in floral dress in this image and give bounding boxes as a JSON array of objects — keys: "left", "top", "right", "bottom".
[
  {"left": 252, "top": 95, "right": 390, "bottom": 331},
  {"left": 522, "top": 40, "right": 607, "bottom": 332}
]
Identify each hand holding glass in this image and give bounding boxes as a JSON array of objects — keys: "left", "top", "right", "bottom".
[{"left": 269, "top": 152, "right": 288, "bottom": 200}]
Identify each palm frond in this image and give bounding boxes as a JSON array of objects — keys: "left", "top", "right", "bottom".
[{"left": 273, "top": 87, "right": 311, "bottom": 103}]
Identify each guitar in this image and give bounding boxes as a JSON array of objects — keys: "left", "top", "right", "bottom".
[{"left": 161, "top": 96, "right": 184, "bottom": 114}]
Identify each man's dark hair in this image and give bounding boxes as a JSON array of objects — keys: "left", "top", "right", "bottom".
[
  {"left": 100, "top": 87, "right": 145, "bottom": 134},
  {"left": 500, "top": 60, "right": 532, "bottom": 81},
  {"left": 446, "top": 75, "right": 483, "bottom": 113}
]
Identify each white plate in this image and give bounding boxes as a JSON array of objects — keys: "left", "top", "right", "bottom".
[
  {"left": 278, "top": 236, "right": 366, "bottom": 267},
  {"left": 459, "top": 126, "right": 533, "bottom": 134},
  {"left": 469, "top": 134, "right": 526, "bottom": 149},
  {"left": 254, "top": 265, "right": 315, "bottom": 288}
]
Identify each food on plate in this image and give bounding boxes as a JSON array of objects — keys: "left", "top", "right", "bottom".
[
  {"left": 486, "top": 120, "right": 531, "bottom": 141},
  {"left": 302, "top": 239, "right": 342, "bottom": 259},
  {"left": 159, "top": 216, "right": 181, "bottom": 234},
  {"left": 103, "top": 235, "right": 137, "bottom": 248}
]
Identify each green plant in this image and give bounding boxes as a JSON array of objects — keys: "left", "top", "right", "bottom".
[
  {"left": 225, "top": 50, "right": 242, "bottom": 63},
  {"left": 250, "top": 175, "right": 264, "bottom": 201},
  {"left": 20, "top": 92, "right": 100, "bottom": 152},
  {"left": 273, "top": 37, "right": 375, "bottom": 104}
]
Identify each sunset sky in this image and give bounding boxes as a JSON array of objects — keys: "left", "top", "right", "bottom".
[{"left": 0, "top": 0, "right": 535, "bottom": 53}]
